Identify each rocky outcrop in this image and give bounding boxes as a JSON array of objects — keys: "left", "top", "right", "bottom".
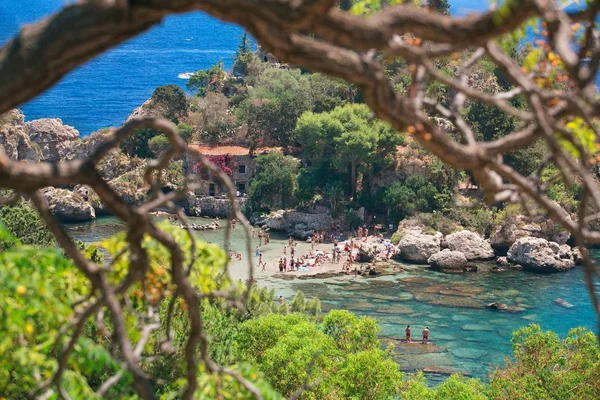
[
  {"left": 263, "top": 211, "right": 288, "bottom": 231},
  {"left": 507, "top": 237, "right": 577, "bottom": 273},
  {"left": 27, "top": 118, "right": 79, "bottom": 162},
  {"left": 491, "top": 213, "right": 571, "bottom": 253},
  {"left": 61, "top": 129, "right": 115, "bottom": 162},
  {"left": 443, "top": 230, "right": 495, "bottom": 260},
  {"left": 0, "top": 110, "right": 40, "bottom": 162},
  {"left": 259, "top": 210, "right": 334, "bottom": 238},
  {"left": 397, "top": 228, "right": 442, "bottom": 263},
  {"left": 487, "top": 302, "right": 521, "bottom": 312},
  {"left": 358, "top": 244, "right": 377, "bottom": 263},
  {"left": 182, "top": 195, "right": 247, "bottom": 218},
  {"left": 428, "top": 250, "right": 468, "bottom": 272},
  {"left": 42, "top": 187, "right": 95, "bottom": 222}
]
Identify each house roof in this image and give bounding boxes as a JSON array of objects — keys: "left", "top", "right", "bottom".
[{"left": 189, "top": 144, "right": 282, "bottom": 156}]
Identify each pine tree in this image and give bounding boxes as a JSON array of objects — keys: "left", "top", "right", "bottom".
[{"left": 232, "top": 31, "right": 255, "bottom": 79}]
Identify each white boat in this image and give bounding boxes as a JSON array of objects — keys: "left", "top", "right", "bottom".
[{"left": 178, "top": 72, "right": 194, "bottom": 80}]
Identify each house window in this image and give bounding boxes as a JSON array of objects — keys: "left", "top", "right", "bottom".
[
  {"left": 238, "top": 165, "right": 246, "bottom": 175},
  {"left": 237, "top": 183, "right": 246, "bottom": 195},
  {"left": 209, "top": 183, "right": 215, "bottom": 196}
]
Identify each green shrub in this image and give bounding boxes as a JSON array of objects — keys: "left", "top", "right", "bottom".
[{"left": 0, "top": 202, "right": 54, "bottom": 250}]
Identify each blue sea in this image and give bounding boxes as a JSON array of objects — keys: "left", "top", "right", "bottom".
[
  {"left": 0, "top": 0, "right": 245, "bottom": 135},
  {"left": 0, "top": 0, "right": 492, "bottom": 135}
]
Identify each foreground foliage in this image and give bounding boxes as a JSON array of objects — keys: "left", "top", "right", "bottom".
[{"left": 1, "top": 220, "right": 598, "bottom": 398}]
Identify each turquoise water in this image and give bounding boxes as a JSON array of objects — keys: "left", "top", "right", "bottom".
[{"left": 67, "top": 217, "right": 598, "bottom": 381}]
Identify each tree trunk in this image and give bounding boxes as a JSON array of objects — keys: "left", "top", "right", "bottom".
[{"left": 351, "top": 159, "right": 357, "bottom": 199}]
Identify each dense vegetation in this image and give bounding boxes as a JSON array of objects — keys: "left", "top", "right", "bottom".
[
  {"left": 1, "top": 214, "right": 598, "bottom": 398},
  {"left": 117, "top": 26, "right": 582, "bottom": 231}
]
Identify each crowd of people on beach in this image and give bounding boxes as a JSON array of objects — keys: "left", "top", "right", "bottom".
[
  {"left": 244, "top": 226, "right": 400, "bottom": 277},
  {"left": 224, "top": 218, "right": 402, "bottom": 279}
]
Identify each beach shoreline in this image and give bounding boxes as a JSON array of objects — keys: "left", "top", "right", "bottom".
[{"left": 225, "top": 229, "right": 397, "bottom": 282}]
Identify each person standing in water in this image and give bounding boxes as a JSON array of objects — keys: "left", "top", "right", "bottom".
[
  {"left": 405, "top": 325, "right": 411, "bottom": 343},
  {"left": 259, "top": 254, "right": 266, "bottom": 272},
  {"left": 422, "top": 327, "right": 430, "bottom": 344}
]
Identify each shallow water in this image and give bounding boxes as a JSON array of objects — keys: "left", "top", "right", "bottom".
[{"left": 67, "top": 216, "right": 597, "bottom": 381}]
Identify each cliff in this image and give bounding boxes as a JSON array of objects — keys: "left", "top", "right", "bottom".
[{"left": 0, "top": 109, "right": 175, "bottom": 222}]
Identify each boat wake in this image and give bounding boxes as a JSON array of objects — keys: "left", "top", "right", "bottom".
[{"left": 178, "top": 72, "right": 194, "bottom": 79}]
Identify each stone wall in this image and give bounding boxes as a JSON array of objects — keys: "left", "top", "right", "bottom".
[{"left": 183, "top": 194, "right": 247, "bottom": 218}]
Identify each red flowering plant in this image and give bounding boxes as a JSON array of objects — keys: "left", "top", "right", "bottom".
[{"left": 193, "top": 154, "right": 237, "bottom": 180}]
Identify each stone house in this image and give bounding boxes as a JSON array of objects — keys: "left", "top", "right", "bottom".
[{"left": 186, "top": 144, "right": 281, "bottom": 197}]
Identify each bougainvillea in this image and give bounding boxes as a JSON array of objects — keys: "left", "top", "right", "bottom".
[{"left": 194, "top": 154, "right": 238, "bottom": 178}]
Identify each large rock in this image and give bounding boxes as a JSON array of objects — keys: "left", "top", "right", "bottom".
[
  {"left": 397, "top": 228, "right": 442, "bottom": 263},
  {"left": 27, "top": 118, "right": 79, "bottom": 162},
  {"left": 358, "top": 244, "right": 377, "bottom": 263},
  {"left": 490, "top": 221, "right": 525, "bottom": 253},
  {"left": 262, "top": 210, "right": 334, "bottom": 233},
  {"left": 443, "top": 230, "right": 494, "bottom": 260},
  {"left": 42, "top": 187, "right": 95, "bottom": 222},
  {"left": 74, "top": 184, "right": 107, "bottom": 215},
  {"left": 428, "top": 250, "right": 468, "bottom": 272},
  {"left": 182, "top": 191, "right": 201, "bottom": 216},
  {"left": 0, "top": 110, "right": 41, "bottom": 162},
  {"left": 507, "top": 237, "right": 576, "bottom": 273},
  {"left": 263, "top": 211, "right": 288, "bottom": 231}
]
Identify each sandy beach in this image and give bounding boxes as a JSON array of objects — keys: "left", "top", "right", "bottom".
[{"left": 225, "top": 228, "right": 393, "bottom": 282}]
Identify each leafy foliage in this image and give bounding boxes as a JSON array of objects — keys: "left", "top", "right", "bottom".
[
  {"left": 187, "top": 61, "right": 227, "bottom": 97},
  {"left": 237, "top": 68, "right": 313, "bottom": 146},
  {"left": 189, "top": 92, "right": 236, "bottom": 144},
  {"left": 248, "top": 151, "right": 298, "bottom": 210},
  {"left": 490, "top": 324, "right": 600, "bottom": 399},
  {"left": 149, "top": 84, "right": 188, "bottom": 123},
  {"left": 294, "top": 103, "right": 402, "bottom": 202},
  {"left": 0, "top": 243, "right": 112, "bottom": 398},
  {"left": 383, "top": 175, "right": 450, "bottom": 222},
  {"left": 235, "top": 311, "right": 402, "bottom": 399},
  {"left": 0, "top": 201, "right": 55, "bottom": 250}
]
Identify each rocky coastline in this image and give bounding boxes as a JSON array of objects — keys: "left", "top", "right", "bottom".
[
  {"left": 0, "top": 109, "right": 585, "bottom": 275},
  {"left": 394, "top": 225, "right": 581, "bottom": 274}
]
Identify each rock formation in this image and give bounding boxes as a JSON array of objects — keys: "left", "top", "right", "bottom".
[
  {"left": 397, "top": 228, "right": 442, "bottom": 263},
  {"left": 42, "top": 187, "right": 95, "bottom": 222},
  {"left": 259, "top": 210, "right": 334, "bottom": 238},
  {"left": 507, "top": 237, "right": 577, "bottom": 273},
  {"left": 427, "top": 249, "right": 468, "bottom": 272},
  {"left": 26, "top": 118, "right": 79, "bottom": 162},
  {"left": 0, "top": 110, "right": 40, "bottom": 162},
  {"left": 491, "top": 212, "right": 571, "bottom": 253},
  {"left": 443, "top": 230, "right": 495, "bottom": 260}
]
